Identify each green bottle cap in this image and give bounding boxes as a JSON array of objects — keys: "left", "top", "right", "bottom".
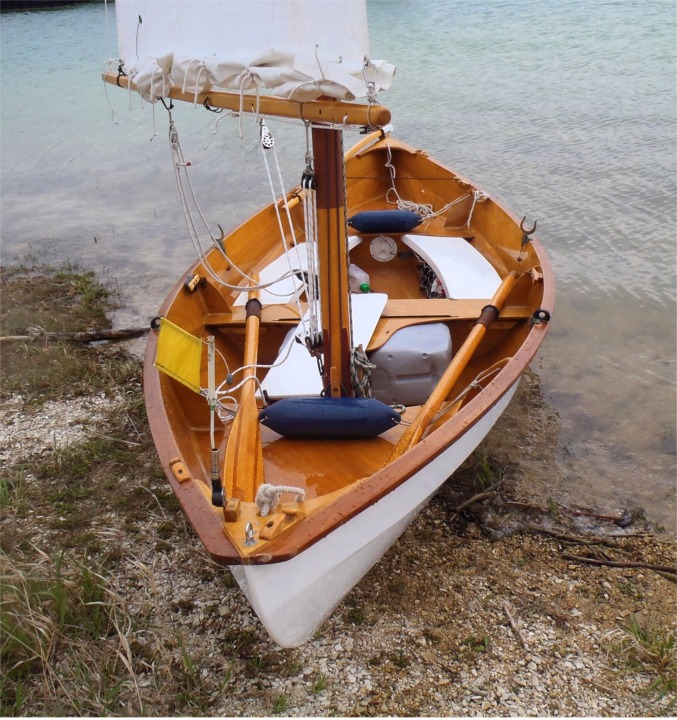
[{"left": 359, "top": 282, "right": 371, "bottom": 293}]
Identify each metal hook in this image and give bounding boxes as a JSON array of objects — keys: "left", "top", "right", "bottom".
[
  {"left": 520, "top": 216, "right": 537, "bottom": 243},
  {"left": 214, "top": 224, "right": 226, "bottom": 252},
  {"left": 202, "top": 98, "right": 223, "bottom": 114}
]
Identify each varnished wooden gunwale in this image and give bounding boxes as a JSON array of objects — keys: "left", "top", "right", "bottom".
[{"left": 143, "top": 133, "right": 555, "bottom": 565}]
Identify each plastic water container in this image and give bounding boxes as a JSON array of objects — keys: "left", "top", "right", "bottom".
[
  {"left": 349, "top": 264, "right": 371, "bottom": 293},
  {"left": 368, "top": 323, "right": 452, "bottom": 406}
]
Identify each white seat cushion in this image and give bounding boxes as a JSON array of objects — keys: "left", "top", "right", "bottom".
[{"left": 402, "top": 234, "right": 501, "bottom": 299}]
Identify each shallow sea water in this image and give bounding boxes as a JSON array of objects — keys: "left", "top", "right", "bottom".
[{"left": 1, "top": 1, "right": 675, "bottom": 529}]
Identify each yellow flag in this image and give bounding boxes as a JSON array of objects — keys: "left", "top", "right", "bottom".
[{"left": 154, "top": 317, "right": 203, "bottom": 393}]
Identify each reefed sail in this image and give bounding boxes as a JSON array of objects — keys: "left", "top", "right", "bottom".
[{"left": 114, "top": 0, "right": 396, "bottom": 103}]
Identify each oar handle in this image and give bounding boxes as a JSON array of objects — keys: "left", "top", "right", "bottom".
[
  {"left": 222, "top": 276, "right": 264, "bottom": 504},
  {"left": 386, "top": 271, "right": 519, "bottom": 464}
]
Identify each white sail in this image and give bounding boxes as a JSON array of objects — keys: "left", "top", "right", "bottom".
[{"left": 114, "top": 0, "right": 395, "bottom": 103}]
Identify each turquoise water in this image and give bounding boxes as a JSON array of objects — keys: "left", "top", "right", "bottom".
[{"left": 1, "top": 1, "right": 675, "bottom": 529}]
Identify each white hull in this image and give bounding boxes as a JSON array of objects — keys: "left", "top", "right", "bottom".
[{"left": 230, "top": 380, "right": 519, "bottom": 647}]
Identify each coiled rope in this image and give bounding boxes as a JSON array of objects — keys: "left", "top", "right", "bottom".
[
  {"left": 350, "top": 344, "right": 376, "bottom": 398},
  {"left": 383, "top": 142, "right": 487, "bottom": 222}
]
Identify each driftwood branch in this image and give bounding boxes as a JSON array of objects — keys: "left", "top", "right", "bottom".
[
  {"left": 1, "top": 327, "right": 149, "bottom": 344},
  {"left": 454, "top": 477, "right": 506, "bottom": 513},
  {"left": 503, "top": 603, "right": 529, "bottom": 650},
  {"left": 504, "top": 500, "right": 635, "bottom": 526},
  {"left": 562, "top": 553, "right": 676, "bottom": 575},
  {"left": 527, "top": 525, "right": 632, "bottom": 551}
]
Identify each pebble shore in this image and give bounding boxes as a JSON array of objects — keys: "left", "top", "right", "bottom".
[
  {"left": 113, "top": 492, "right": 675, "bottom": 717},
  {"left": 2, "top": 390, "right": 674, "bottom": 716}
]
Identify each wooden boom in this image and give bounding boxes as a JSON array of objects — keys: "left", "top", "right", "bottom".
[{"left": 102, "top": 73, "right": 392, "bottom": 127}]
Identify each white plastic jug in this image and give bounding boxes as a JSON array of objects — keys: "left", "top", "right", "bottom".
[{"left": 348, "top": 264, "right": 371, "bottom": 293}]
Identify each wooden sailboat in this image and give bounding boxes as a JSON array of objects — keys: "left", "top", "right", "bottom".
[{"left": 105, "top": 0, "right": 554, "bottom": 647}]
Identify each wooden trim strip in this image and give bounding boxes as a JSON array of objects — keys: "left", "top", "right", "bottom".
[
  {"left": 380, "top": 299, "right": 532, "bottom": 320},
  {"left": 205, "top": 304, "right": 301, "bottom": 326}
]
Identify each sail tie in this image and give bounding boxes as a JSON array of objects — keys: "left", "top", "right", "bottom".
[
  {"left": 236, "top": 71, "right": 260, "bottom": 139},
  {"left": 179, "top": 58, "right": 209, "bottom": 106}
]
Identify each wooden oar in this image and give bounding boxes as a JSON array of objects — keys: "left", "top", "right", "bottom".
[
  {"left": 386, "top": 271, "right": 519, "bottom": 465},
  {"left": 223, "top": 280, "right": 264, "bottom": 503}
]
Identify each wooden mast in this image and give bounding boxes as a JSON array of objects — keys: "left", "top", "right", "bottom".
[
  {"left": 313, "top": 127, "right": 353, "bottom": 398},
  {"left": 104, "top": 73, "right": 390, "bottom": 400}
]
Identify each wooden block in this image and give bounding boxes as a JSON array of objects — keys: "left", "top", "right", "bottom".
[
  {"left": 280, "top": 505, "right": 306, "bottom": 519},
  {"left": 169, "top": 458, "right": 191, "bottom": 483},
  {"left": 224, "top": 498, "right": 241, "bottom": 522},
  {"left": 259, "top": 512, "right": 288, "bottom": 540}
]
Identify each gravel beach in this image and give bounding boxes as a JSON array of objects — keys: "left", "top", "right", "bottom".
[{"left": 1, "top": 381, "right": 675, "bottom": 716}]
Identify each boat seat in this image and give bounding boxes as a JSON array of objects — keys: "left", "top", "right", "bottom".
[
  {"left": 402, "top": 234, "right": 501, "bottom": 299},
  {"left": 234, "top": 236, "right": 363, "bottom": 306},
  {"left": 260, "top": 292, "right": 388, "bottom": 399}
]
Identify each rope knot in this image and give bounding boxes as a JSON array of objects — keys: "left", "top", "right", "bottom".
[{"left": 255, "top": 483, "right": 305, "bottom": 517}]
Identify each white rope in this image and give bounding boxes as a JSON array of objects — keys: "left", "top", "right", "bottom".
[
  {"left": 303, "top": 189, "right": 321, "bottom": 348},
  {"left": 301, "top": 123, "right": 322, "bottom": 350},
  {"left": 166, "top": 113, "right": 302, "bottom": 295},
  {"left": 383, "top": 142, "right": 476, "bottom": 221},
  {"left": 215, "top": 373, "right": 263, "bottom": 399},
  {"left": 213, "top": 329, "right": 299, "bottom": 400},
  {"left": 101, "top": 59, "right": 120, "bottom": 124},
  {"left": 466, "top": 189, "right": 488, "bottom": 228},
  {"left": 255, "top": 483, "right": 305, "bottom": 517},
  {"left": 258, "top": 119, "right": 309, "bottom": 330}
]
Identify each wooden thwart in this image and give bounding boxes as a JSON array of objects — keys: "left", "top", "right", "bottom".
[
  {"left": 380, "top": 298, "right": 531, "bottom": 320},
  {"left": 205, "top": 303, "right": 301, "bottom": 328},
  {"left": 368, "top": 299, "right": 531, "bottom": 351}
]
